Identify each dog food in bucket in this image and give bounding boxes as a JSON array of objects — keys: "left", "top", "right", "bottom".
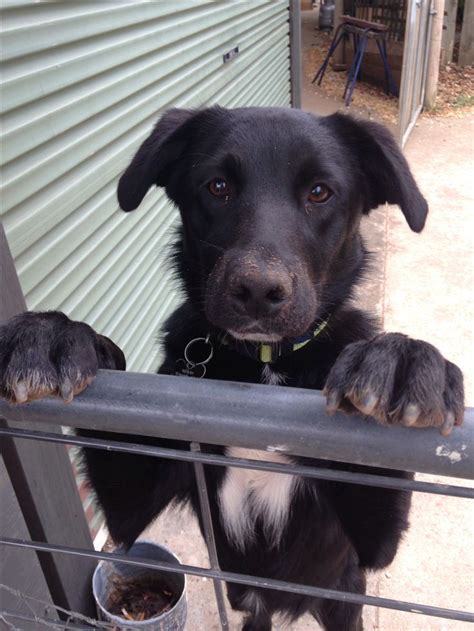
[{"left": 107, "top": 573, "right": 177, "bottom": 622}]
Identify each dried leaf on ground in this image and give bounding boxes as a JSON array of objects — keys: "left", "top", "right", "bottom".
[{"left": 426, "top": 64, "right": 474, "bottom": 118}]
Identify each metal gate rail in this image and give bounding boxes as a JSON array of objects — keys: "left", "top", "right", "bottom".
[
  {"left": 1, "top": 370, "right": 471, "bottom": 478},
  {"left": 1, "top": 371, "right": 473, "bottom": 629}
]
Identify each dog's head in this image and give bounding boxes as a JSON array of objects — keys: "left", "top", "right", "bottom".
[{"left": 118, "top": 107, "right": 427, "bottom": 342}]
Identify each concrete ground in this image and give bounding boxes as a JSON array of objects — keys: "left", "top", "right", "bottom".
[
  {"left": 370, "top": 115, "right": 474, "bottom": 631},
  {"left": 141, "top": 17, "right": 474, "bottom": 629}
]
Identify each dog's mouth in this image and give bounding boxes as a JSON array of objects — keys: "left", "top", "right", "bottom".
[
  {"left": 206, "top": 288, "right": 319, "bottom": 343},
  {"left": 227, "top": 328, "right": 282, "bottom": 343}
]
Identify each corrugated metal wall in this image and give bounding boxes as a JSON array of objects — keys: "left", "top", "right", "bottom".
[{"left": 1, "top": 0, "right": 292, "bottom": 372}]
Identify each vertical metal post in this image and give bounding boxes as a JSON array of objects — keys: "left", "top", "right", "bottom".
[
  {"left": 0, "top": 222, "right": 96, "bottom": 617},
  {"left": 398, "top": 0, "right": 420, "bottom": 145},
  {"left": 289, "top": 0, "right": 302, "bottom": 108},
  {"left": 190, "top": 442, "right": 229, "bottom": 630},
  {"left": 398, "top": 0, "right": 433, "bottom": 146}
]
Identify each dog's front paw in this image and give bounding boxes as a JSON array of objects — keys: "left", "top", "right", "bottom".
[
  {"left": 324, "top": 333, "right": 464, "bottom": 435},
  {"left": 0, "top": 311, "right": 125, "bottom": 404}
]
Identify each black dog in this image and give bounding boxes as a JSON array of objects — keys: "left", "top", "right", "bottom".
[{"left": 0, "top": 107, "right": 464, "bottom": 631}]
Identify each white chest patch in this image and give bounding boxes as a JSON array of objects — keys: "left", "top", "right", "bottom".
[
  {"left": 261, "top": 364, "right": 287, "bottom": 386},
  {"left": 218, "top": 447, "right": 299, "bottom": 551}
]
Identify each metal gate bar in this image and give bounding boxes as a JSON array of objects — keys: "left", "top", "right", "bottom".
[
  {"left": 0, "top": 427, "right": 472, "bottom": 499},
  {"left": 0, "top": 370, "right": 471, "bottom": 479},
  {"left": 1, "top": 538, "right": 473, "bottom": 624},
  {"left": 190, "top": 442, "right": 229, "bottom": 628}
]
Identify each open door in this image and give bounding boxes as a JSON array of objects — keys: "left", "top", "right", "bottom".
[{"left": 398, "top": 0, "right": 434, "bottom": 146}]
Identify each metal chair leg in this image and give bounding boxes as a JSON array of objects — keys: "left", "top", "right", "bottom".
[
  {"left": 343, "top": 54, "right": 359, "bottom": 101},
  {"left": 342, "top": 32, "right": 364, "bottom": 101},
  {"left": 376, "top": 39, "right": 390, "bottom": 95},
  {"left": 343, "top": 28, "right": 366, "bottom": 102},
  {"left": 312, "top": 24, "right": 344, "bottom": 85},
  {"left": 344, "top": 34, "right": 369, "bottom": 105},
  {"left": 380, "top": 38, "right": 399, "bottom": 97}
]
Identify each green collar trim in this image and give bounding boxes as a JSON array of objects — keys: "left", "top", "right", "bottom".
[{"left": 258, "top": 317, "right": 329, "bottom": 363}]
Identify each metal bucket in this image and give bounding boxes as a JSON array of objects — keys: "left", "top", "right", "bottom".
[{"left": 92, "top": 541, "right": 187, "bottom": 630}]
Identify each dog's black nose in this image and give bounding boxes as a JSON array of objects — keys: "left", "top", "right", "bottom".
[{"left": 230, "top": 271, "right": 292, "bottom": 319}]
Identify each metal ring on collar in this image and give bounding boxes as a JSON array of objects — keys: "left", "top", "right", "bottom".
[{"left": 184, "top": 336, "right": 214, "bottom": 367}]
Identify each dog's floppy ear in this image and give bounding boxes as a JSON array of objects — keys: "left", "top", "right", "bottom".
[
  {"left": 328, "top": 114, "right": 428, "bottom": 232},
  {"left": 117, "top": 108, "right": 194, "bottom": 212}
]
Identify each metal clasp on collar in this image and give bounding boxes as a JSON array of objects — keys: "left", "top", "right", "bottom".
[{"left": 175, "top": 335, "right": 214, "bottom": 378}]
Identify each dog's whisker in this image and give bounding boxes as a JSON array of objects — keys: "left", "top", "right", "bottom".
[{"left": 199, "top": 239, "right": 225, "bottom": 253}]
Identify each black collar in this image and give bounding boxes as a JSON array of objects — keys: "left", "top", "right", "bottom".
[
  {"left": 174, "top": 318, "right": 330, "bottom": 378},
  {"left": 220, "top": 318, "right": 330, "bottom": 364}
]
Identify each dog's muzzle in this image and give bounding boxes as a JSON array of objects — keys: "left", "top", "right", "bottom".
[{"left": 205, "top": 249, "right": 318, "bottom": 340}]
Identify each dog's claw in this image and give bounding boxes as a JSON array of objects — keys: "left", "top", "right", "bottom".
[
  {"left": 440, "top": 411, "right": 455, "bottom": 436},
  {"left": 325, "top": 390, "right": 342, "bottom": 414},
  {"left": 401, "top": 403, "right": 420, "bottom": 427},
  {"left": 13, "top": 381, "right": 29, "bottom": 404},
  {"left": 357, "top": 392, "right": 378, "bottom": 416},
  {"left": 60, "top": 378, "right": 74, "bottom": 404}
]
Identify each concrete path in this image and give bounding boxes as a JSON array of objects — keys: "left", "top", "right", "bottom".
[{"left": 366, "top": 114, "right": 474, "bottom": 631}]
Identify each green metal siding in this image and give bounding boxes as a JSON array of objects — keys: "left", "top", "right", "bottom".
[{"left": 1, "top": 0, "right": 292, "bottom": 372}]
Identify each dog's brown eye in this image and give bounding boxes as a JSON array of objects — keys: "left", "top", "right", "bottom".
[
  {"left": 308, "top": 184, "right": 332, "bottom": 203},
  {"left": 208, "top": 178, "right": 228, "bottom": 197}
]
